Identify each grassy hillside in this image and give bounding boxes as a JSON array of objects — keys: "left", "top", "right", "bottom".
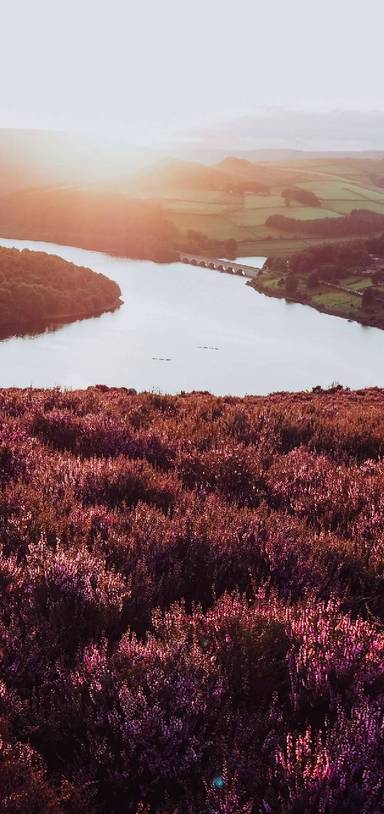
[
  {"left": 132, "top": 157, "right": 384, "bottom": 257},
  {"left": 0, "top": 188, "right": 180, "bottom": 262},
  {"left": 1, "top": 386, "right": 384, "bottom": 813},
  {"left": 2, "top": 153, "right": 384, "bottom": 262}
]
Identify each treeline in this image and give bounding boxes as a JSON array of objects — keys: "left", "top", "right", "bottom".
[
  {"left": 266, "top": 208, "right": 384, "bottom": 236},
  {"left": 371, "top": 174, "right": 384, "bottom": 188},
  {"left": 182, "top": 230, "right": 238, "bottom": 258},
  {"left": 1, "top": 386, "right": 384, "bottom": 812},
  {"left": 0, "top": 186, "right": 241, "bottom": 264},
  {"left": 288, "top": 233, "right": 384, "bottom": 277},
  {"left": 264, "top": 235, "right": 384, "bottom": 281},
  {"left": 281, "top": 187, "right": 321, "bottom": 206},
  {"left": 0, "top": 246, "right": 121, "bottom": 335},
  {"left": 265, "top": 238, "right": 369, "bottom": 277}
]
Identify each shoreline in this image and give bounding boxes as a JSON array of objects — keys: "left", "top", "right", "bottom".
[
  {"left": 2, "top": 231, "right": 384, "bottom": 334},
  {"left": 0, "top": 296, "right": 123, "bottom": 342},
  {"left": 247, "top": 279, "right": 384, "bottom": 331}
]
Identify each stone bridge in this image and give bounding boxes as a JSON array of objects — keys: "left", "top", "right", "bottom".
[{"left": 179, "top": 253, "right": 263, "bottom": 280}]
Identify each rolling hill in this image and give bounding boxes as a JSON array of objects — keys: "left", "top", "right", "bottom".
[{"left": 1, "top": 131, "right": 384, "bottom": 260}]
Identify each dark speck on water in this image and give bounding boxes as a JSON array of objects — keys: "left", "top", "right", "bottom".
[{"left": 152, "top": 357, "right": 172, "bottom": 362}]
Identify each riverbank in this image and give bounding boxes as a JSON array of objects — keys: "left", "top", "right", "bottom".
[
  {"left": 0, "top": 244, "right": 122, "bottom": 341},
  {"left": 2, "top": 236, "right": 384, "bottom": 394},
  {"left": 248, "top": 269, "right": 384, "bottom": 331}
]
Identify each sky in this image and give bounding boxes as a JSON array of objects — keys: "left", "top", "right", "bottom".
[{"left": 1, "top": 0, "right": 384, "bottom": 147}]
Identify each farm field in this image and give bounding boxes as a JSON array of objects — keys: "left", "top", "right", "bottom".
[
  {"left": 2, "top": 385, "right": 384, "bottom": 813},
  {"left": 249, "top": 230, "right": 384, "bottom": 330},
  {"left": 251, "top": 267, "right": 384, "bottom": 327},
  {"left": 146, "top": 158, "right": 384, "bottom": 257}
]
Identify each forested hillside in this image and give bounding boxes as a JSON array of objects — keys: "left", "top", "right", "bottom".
[
  {"left": 1, "top": 386, "right": 384, "bottom": 813},
  {"left": 0, "top": 191, "right": 180, "bottom": 262},
  {"left": 0, "top": 247, "right": 121, "bottom": 338}
]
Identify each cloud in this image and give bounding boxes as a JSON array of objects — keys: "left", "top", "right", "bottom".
[{"left": 189, "top": 109, "right": 384, "bottom": 152}]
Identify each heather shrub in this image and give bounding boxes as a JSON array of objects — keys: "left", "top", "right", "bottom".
[
  {"left": 177, "top": 442, "right": 266, "bottom": 506},
  {"left": 270, "top": 701, "right": 384, "bottom": 813},
  {"left": 0, "top": 386, "right": 384, "bottom": 812},
  {"left": 0, "top": 717, "right": 89, "bottom": 813},
  {"left": 75, "top": 456, "right": 181, "bottom": 512},
  {"left": 0, "top": 543, "right": 130, "bottom": 687},
  {"left": 288, "top": 598, "right": 384, "bottom": 720},
  {"left": 30, "top": 409, "right": 138, "bottom": 458},
  {"left": 30, "top": 409, "right": 176, "bottom": 470},
  {"left": 195, "top": 594, "right": 291, "bottom": 709},
  {"left": 0, "top": 423, "right": 35, "bottom": 486}
]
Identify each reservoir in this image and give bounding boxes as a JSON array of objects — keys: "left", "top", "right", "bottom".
[{"left": 1, "top": 237, "right": 384, "bottom": 395}]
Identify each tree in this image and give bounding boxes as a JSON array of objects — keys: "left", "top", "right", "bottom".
[
  {"left": 319, "top": 263, "right": 343, "bottom": 282},
  {"left": 285, "top": 275, "right": 298, "bottom": 296},
  {"left": 223, "top": 238, "right": 238, "bottom": 259},
  {"left": 307, "top": 271, "right": 320, "bottom": 289},
  {"left": 281, "top": 187, "right": 320, "bottom": 207},
  {"left": 362, "top": 286, "right": 378, "bottom": 309},
  {"left": 372, "top": 269, "right": 384, "bottom": 284}
]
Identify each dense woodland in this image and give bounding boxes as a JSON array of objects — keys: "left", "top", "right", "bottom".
[
  {"left": 0, "top": 246, "right": 121, "bottom": 337},
  {"left": 281, "top": 188, "right": 320, "bottom": 207},
  {"left": 265, "top": 209, "right": 384, "bottom": 237},
  {"left": 181, "top": 230, "right": 238, "bottom": 258},
  {"left": 265, "top": 233, "right": 384, "bottom": 278},
  {"left": 258, "top": 235, "right": 384, "bottom": 326},
  {"left": 1, "top": 386, "right": 384, "bottom": 813}
]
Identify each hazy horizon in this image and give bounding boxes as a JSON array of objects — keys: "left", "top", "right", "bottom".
[{"left": 2, "top": 0, "right": 384, "bottom": 151}]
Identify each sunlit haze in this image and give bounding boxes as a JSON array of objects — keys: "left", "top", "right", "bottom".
[
  {"left": 3, "top": 2, "right": 384, "bottom": 810},
  {"left": 2, "top": 0, "right": 384, "bottom": 147}
]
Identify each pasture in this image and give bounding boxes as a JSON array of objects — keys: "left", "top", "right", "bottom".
[{"left": 156, "top": 158, "right": 384, "bottom": 256}]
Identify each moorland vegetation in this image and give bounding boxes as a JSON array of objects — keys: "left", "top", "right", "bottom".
[{"left": 1, "top": 386, "right": 384, "bottom": 813}]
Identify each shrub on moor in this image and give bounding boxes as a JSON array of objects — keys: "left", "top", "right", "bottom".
[{"left": 1, "top": 386, "right": 384, "bottom": 812}]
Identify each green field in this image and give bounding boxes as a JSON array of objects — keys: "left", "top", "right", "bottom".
[
  {"left": 250, "top": 266, "right": 384, "bottom": 329},
  {"left": 149, "top": 158, "right": 384, "bottom": 257}
]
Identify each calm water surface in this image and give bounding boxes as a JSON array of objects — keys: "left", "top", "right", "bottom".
[{"left": 1, "top": 237, "right": 384, "bottom": 395}]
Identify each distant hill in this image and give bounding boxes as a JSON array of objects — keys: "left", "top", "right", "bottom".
[
  {"left": 214, "top": 156, "right": 313, "bottom": 187},
  {"left": 0, "top": 129, "right": 156, "bottom": 195},
  {"left": 182, "top": 147, "right": 384, "bottom": 164},
  {"left": 0, "top": 183, "right": 242, "bottom": 261},
  {"left": 2, "top": 130, "right": 384, "bottom": 262},
  {"left": 130, "top": 158, "right": 270, "bottom": 194},
  {"left": 129, "top": 159, "right": 231, "bottom": 193},
  {"left": 216, "top": 157, "right": 264, "bottom": 176},
  {"left": 0, "top": 186, "right": 179, "bottom": 261}
]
